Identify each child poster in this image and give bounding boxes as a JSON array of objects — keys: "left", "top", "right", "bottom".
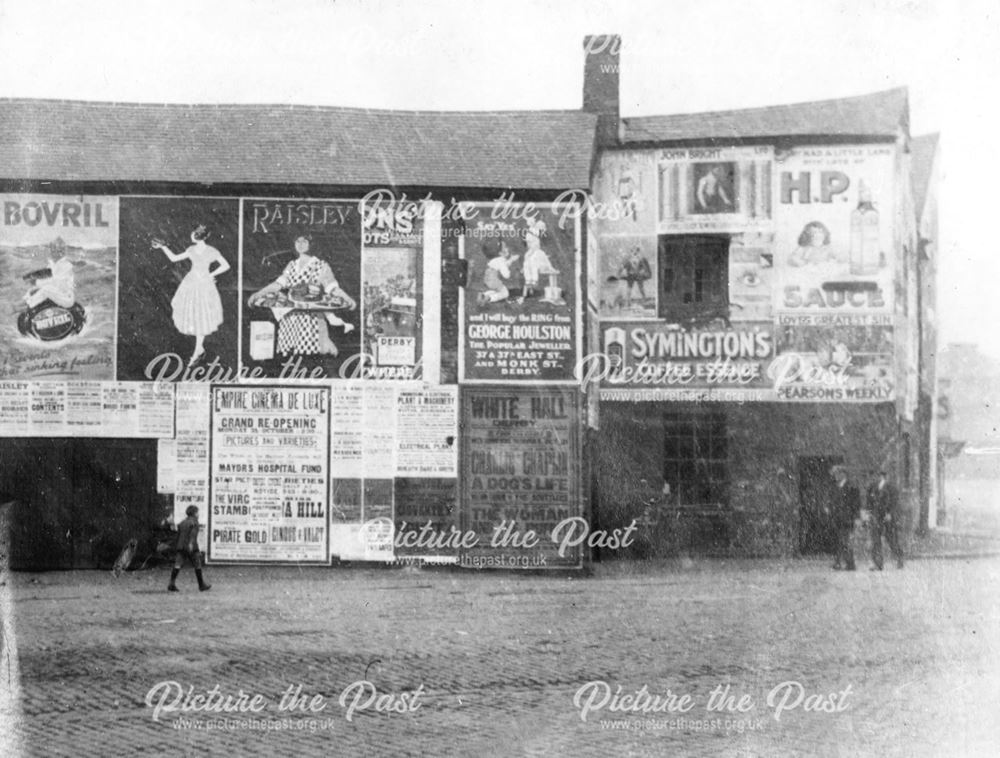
[
  {"left": 461, "top": 203, "right": 580, "bottom": 383},
  {"left": 773, "top": 145, "right": 895, "bottom": 316},
  {"left": 0, "top": 194, "right": 118, "bottom": 380}
]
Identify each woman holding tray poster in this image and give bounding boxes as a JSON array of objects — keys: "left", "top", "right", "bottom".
[
  {"left": 151, "top": 225, "right": 231, "bottom": 367},
  {"left": 248, "top": 235, "right": 356, "bottom": 356}
]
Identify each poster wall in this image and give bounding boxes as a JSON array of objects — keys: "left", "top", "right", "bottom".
[
  {"left": 461, "top": 203, "right": 581, "bottom": 383},
  {"left": 0, "top": 380, "right": 174, "bottom": 437},
  {"left": 596, "top": 235, "right": 657, "bottom": 320},
  {"left": 771, "top": 316, "right": 895, "bottom": 401},
  {"left": 657, "top": 146, "right": 773, "bottom": 233},
  {"left": 393, "top": 478, "right": 458, "bottom": 561},
  {"left": 591, "top": 150, "right": 658, "bottom": 237},
  {"left": 209, "top": 386, "right": 330, "bottom": 563},
  {"left": 395, "top": 386, "right": 458, "bottom": 477},
  {"left": 328, "top": 384, "right": 458, "bottom": 561},
  {"left": 117, "top": 198, "right": 240, "bottom": 382},
  {"left": 460, "top": 387, "right": 582, "bottom": 568},
  {"left": 728, "top": 233, "right": 775, "bottom": 322},
  {"left": 241, "top": 200, "right": 362, "bottom": 380},
  {"left": 173, "top": 383, "right": 211, "bottom": 526},
  {"left": 0, "top": 194, "right": 118, "bottom": 380}
]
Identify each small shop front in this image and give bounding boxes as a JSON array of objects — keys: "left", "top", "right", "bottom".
[{"left": 595, "top": 400, "right": 900, "bottom": 557}]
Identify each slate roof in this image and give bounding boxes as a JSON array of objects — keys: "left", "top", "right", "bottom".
[
  {"left": 622, "top": 88, "right": 909, "bottom": 144},
  {"left": 0, "top": 99, "right": 598, "bottom": 189},
  {"left": 910, "top": 132, "right": 939, "bottom": 217}
]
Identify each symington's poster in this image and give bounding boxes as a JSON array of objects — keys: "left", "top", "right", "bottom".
[
  {"left": 596, "top": 322, "right": 776, "bottom": 402},
  {"left": 461, "top": 203, "right": 580, "bottom": 383},
  {"left": 460, "top": 387, "right": 581, "bottom": 568},
  {"left": 241, "top": 199, "right": 363, "bottom": 379},
  {"left": 209, "top": 386, "right": 330, "bottom": 563},
  {"left": 0, "top": 194, "right": 118, "bottom": 380},
  {"left": 117, "top": 197, "right": 240, "bottom": 382}
]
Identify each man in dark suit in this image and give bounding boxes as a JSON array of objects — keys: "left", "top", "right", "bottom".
[
  {"left": 830, "top": 466, "right": 860, "bottom": 571},
  {"left": 866, "top": 470, "right": 904, "bottom": 570}
]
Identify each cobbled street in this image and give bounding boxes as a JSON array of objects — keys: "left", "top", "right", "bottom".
[{"left": 5, "top": 556, "right": 1000, "bottom": 757}]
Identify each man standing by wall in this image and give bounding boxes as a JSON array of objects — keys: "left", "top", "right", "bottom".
[
  {"left": 831, "top": 466, "right": 861, "bottom": 571},
  {"left": 867, "top": 470, "right": 904, "bottom": 570}
]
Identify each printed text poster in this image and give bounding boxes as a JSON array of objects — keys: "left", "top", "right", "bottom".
[
  {"left": 209, "top": 386, "right": 330, "bottom": 563},
  {"left": 460, "top": 387, "right": 581, "bottom": 568}
]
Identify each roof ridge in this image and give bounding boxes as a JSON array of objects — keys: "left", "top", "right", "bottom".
[
  {"left": 0, "top": 97, "right": 590, "bottom": 118},
  {"left": 624, "top": 87, "right": 908, "bottom": 123}
]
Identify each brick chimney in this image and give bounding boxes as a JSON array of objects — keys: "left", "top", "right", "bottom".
[{"left": 582, "top": 34, "right": 621, "bottom": 146}]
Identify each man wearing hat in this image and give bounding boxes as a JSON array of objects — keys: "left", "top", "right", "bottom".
[
  {"left": 866, "top": 470, "right": 904, "bottom": 570},
  {"left": 830, "top": 465, "right": 861, "bottom": 571}
]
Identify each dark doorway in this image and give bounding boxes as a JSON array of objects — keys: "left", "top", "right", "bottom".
[
  {"left": 798, "top": 456, "right": 842, "bottom": 555},
  {"left": 0, "top": 439, "right": 159, "bottom": 569}
]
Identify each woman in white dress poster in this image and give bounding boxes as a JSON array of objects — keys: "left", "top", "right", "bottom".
[{"left": 151, "top": 224, "right": 230, "bottom": 365}]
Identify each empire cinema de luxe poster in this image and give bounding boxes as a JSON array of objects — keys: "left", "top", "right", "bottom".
[{"left": 0, "top": 2, "right": 997, "bottom": 758}]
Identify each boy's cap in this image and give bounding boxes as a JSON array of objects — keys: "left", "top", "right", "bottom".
[{"left": 185, "top": 505, "right": 199, "bottom": 516}]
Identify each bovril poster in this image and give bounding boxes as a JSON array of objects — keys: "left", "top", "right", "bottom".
[{"left": 0, "top": 194, "right": 118, "bottom": 380}]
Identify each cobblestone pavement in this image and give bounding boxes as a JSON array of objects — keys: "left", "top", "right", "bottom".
[{"left": 4, "top": 556, "right": 1000, "bottom": 757}]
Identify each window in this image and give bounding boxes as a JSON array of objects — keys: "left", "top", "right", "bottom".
[
  {"left": 658, "top": 234, "right": 730, "bottom": 323},
  {"left": 662, "top": 409, "right": 728, "bottom": 509}
]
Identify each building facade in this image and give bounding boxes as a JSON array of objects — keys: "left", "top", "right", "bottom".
[
  {"left": 584, "top": 38, "right": 935, "bottom": 557},
  {"left": 0, "top": 36, "right": 938, "bottom": 568}
]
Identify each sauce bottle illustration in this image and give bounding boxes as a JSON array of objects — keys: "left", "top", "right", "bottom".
[
  {"left": 604, "top": 327, "right": 626, "bottom": 380},
  {"left": 849, "top": 180, "right": 880, "bottom": 275}
]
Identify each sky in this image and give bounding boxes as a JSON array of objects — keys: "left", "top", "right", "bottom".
[{"left": 0, "top": 0, "right": 997, "bottom": 358}]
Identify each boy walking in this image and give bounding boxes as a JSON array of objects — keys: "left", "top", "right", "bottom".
[{"left": 169, "top": 505, "right": 211, "bottom": 592}]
